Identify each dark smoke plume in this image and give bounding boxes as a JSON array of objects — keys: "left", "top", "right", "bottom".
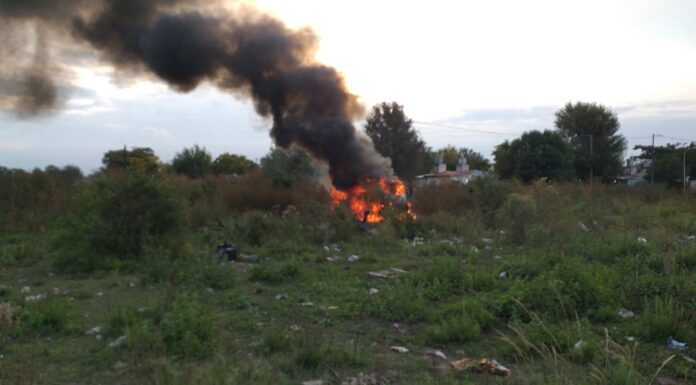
[{"left": 0, "top": 0, "right": 391, "bottom": 188}]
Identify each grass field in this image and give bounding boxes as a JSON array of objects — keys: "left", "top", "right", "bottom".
[{"left": 1, "top": 176, "right": 695, "bottom": 385}]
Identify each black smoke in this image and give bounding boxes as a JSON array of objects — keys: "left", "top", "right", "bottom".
[{"left": 0, "top": 0, "right": 391, "bottom": 188}]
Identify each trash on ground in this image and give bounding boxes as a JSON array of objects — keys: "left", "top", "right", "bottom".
[
  {"left": 578, "top": 221, "right": 589, "bottom": 232},
  {"left": 470, "top": 246, "right": 479, "bottom": 253},
  {"left": 390, "top": 267, "right": 408, "bottom": 274},
  {"left": 109, "top": 335, "right": 127, "bottom": 348},
  {"left": 667, "top": 336, "right": 688, "bottom": 351},
  {"left": 425, "top": 348, "right": 447, "bottom": 360},
  {"left": 574, "top": 340, "right": 585, "bottom": 349},
  {"left": 113, "top": 361, "right": 126, "bottom": 370},
  {"left": 626, "top": 336, "right": 636, "bottom": 342},
  {"left": 274, "top": 294, "right": 286, "bottom": 300},
  {"left": 368, "top": 288, "right": 379, "bottom": 295},
  {"left": 302, "top": 380, "right": 324, "bottom": 385},
  {"left": 637, "top": 237, "right": 648, "bottom": 244},
  {"left": 368, "top": 270, "right": 390, "bottom": 278},
  {"left": 391, "top": 346, "right": 409, "bottom": 353},
  {"left": 326, "top": 256, "right": 341, "bottom": 262},
  {"left": 128, "top": 282, "right": 136, "bottom": 288},
  {"left": 86, "top": 326, "right": 102, "bottom": 335},
  {"left": 215, "top": 241, "right": 238, "bottom": 262},
  {"left": 25, "top": 293, "right": 46, "bottom": 302},
  {"left": 341, "top": 372, "right": 380, "bottom": 385},
  {"left": 298, "top": 302, "right": 315, "bottom": 307},
  {"left": 499, "top": 271, "right": 507, "bottom": 279},
  {"left": 617, "top": 308, "right": 635, "bottom": 318},
  {"left": 347, "top": 255, "right": 360, "bottom": 263},
  {"left": 20, "top": 286, "right": 30, "bottom": 295},
  {"left": 481, "top": 238, "right": 493, "bottom": 244},
  {"left": 493, "top": 255, "right": 502, "bottom": 260},
  {"left": 450, "top": 358, "right": 511, "bottom": 376},
  {"left": 290, "top": 324, "right": 302, "bottom": 332}
]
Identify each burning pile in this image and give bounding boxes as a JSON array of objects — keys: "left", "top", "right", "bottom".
[{"left": 329, "top": 178, "right": 415, "bottom": 224}]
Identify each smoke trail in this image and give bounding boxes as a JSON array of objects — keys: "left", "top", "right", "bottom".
[{"left": 0, "top": 0, "right": 392, "bottom": 188}]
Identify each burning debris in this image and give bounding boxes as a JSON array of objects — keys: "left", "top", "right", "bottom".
[{"left": 329, "top": 178, "right": 415, "bottom": 224}]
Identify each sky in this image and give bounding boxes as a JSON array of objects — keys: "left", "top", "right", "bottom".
[{"left": 1, "top": 0, "right": 695, "bottom": 173}]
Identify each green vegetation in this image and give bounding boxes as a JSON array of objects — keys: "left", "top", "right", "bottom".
[{"left": 0, "top": 154, "right": 694, "bottom": 385}]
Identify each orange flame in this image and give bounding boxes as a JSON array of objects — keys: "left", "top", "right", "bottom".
[{"left": 329, "top": 177, "right": 416, "bottom": 224}]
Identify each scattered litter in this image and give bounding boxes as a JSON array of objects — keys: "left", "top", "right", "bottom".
[
  {"left": 274, "top": 294, "right": 286, "bottom": 300},
  {"left": 324, "top": 244, "right": 341, "bottom": 252},
  {"left": 137, "top": 307, "right": 147, "bottom": 313},
  {"left": 96, "top": 292, "right": 103, "bottom": 297},
  {"left": 493, "top": 255, "right": 502, "bottom": 260},
  {"left": 470, "top": 246, "right": 479, "bottom": 253},
  {"left": 47, "top": 272, "right": 55, "bottom": 277},
  {"left": 347, "top": 255, "right": 360, "bottom": 263},
  {"left": 499, "top": 271, "right": 507, "bottom": 279},
  {"left": 411, "top": 237, "right": 424, "bottom": 247},
  {"left": 390, "top": 267, "right": 408, "bottom": 274},
  {"left": 617, "top": 308, "right": 635, "bottom": 318},
  {"left": 626, "top": 336, "right": 636, "bottom": 342},
  {"left": 25, "top": 293, "right": 46, "bottom": 302},
  {"left": 637, "top": 237, "right": 648, "bottom": 244},
  {"left": 425, "top": 348, "right": 447, "bottom": 360},
  {"left": 20, "top": 286, "right": 30, "bottom": 295},
  {"left": 302, "top": 381, "right": 324, "bottom": 385},
  {"left": 96, "top": 334, "right": 103, "bottom": 341},
  {"left": 128, "top": 282, "right": 136, "bottom": 288},
  {"left": 298, "top": 302, "right": 315, "bottom": 307},
  {"left": 341, "top": 372, "right": 379, "bottom": 385},
  {"left": 325, "top": 306, "right": 339, "bottom": 311},
  {"left": 667, "top": 336, "right": 688, "bottom": 351},
  {"left": 113, "top": 361, "right": 127, "bottom": 370},
  {"left": 578, "top": 221, "right": 589, "bottom": 232},
  {"left": 86, "top": 326, "right": 102, "bottom": 335},
  {"left": 215, "top": 242, "right": 238, "bottom": 262},
  {"left": 574, "top": 340, "right": 585, "bottom": 350},
  {"left": 205, "top": 287, "right": 214, "bottom": 293},
  {"left": 368, "top": 270, "right": 390, "bottom": 279},
  {"left": 368, "top": 288, "right": 379, "bottom": 296},
  {"left": 392, "top": 323, "right": 400, "bottom": 329},
  {"left": 109, "top": 335, "right": 127, "bottom": 348},
  {"left": 688, "top": 235, "right": 695, "bottom": 240},
  {"left": 450, "top": 358, "right": 511, "bottom": 376},
  {"left": 290, "top": 324, "right": 302, "bottom": 332},
  {"left": 391, "top": 346, "right": 409, "bottom": 353},
  {"left": 481, "top": 238, "right": 493, "bottom": 244},
  {"left": 326, "top": 256, "right": 341, "bottom": 262},
  {"left": 484, "top": 245, "right": 493, "bottom": 251},
  {"left": 682, "top": 354, "right": 695, "bottom": 363}
]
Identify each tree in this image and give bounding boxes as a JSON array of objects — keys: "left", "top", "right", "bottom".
[
  {"left": 364, "top": 102, "right": 434, "bottom": 180},
  {"left": 212, "top": 153, "right": 258, "bottom": 175},
  {"left": 171, "top": 145, "right": 212, "bottom": 179},
  {"left": 102, "top": 147, "right": 161, "bottom": 173},
  {"left": 493, "top": 130, "right": 575, "bottom": 183},
  {"left": 554, "top": 102, "right": 627, "bottom": 181},
  {"left": 260, "top": 147, "right": 315, "bottom": 187},
  {"left": 436, "top": 145, "right": 491, "bottom": 171},
  {"left": 633, "top": 142, "right": 696, "bottom": 186}
]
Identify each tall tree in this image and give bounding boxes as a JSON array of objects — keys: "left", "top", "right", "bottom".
[
  {"left": 633, "top": 142, "right": 696, "bottom": 186},
  {"left": 102, "top": 147, "right": 161, "bottom": 174},
  {"left": 493, "top": 130, "right": 575, "bottom": 183},
  {"left": 364, "top": 102, "right": 433, "bottom": 180},
  {"left": 554, "top": 102, "right": 626, "bottom": 181},
  {"left": 171, "top": 145, "right": 212, "bottom": 179},
  {"left": 212, "top": 153, "right": 258, "bottom": 175},
  {"left": 436, "top": 145, "right": 491, "bottom": 171},
  {"left": 260, "top": 147, "right": 315, "bottom": 187}
]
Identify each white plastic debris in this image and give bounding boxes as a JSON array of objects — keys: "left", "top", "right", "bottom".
[
  {"left": 369, "top": 288, "right": 379, "bottom": 296},
  {"left": 20, "top": 286, "right": 30, "bottom": 295},
  {"left": 499, "top": 271, "right": 507, "bottom": 279},
  {"left": 298, "top": 302, "right": 315, "bottom": 307},
  {"left": 86, "top": 326, "right": 102, "bottom": 335},
  {"left": 617, "top": 308, "right": 635, "bottom": 318},
  {"left": 109, "top": 335, "right": 127, "bottom": 348},
  {"left": 573, "top": 340, "right": 585, "bottom": 350},
  {"left": 113, "top": 361, "right": 127, "bottom": 370},
  {"left": 578, "top": 221, "right": 589, "bottom": 232},
  {"left": 302, "top": 381, "right": 324, "bottom": 385},
  {"left": 470, "top": 246, "right": 480, "bottom": 253},
  {"left": 368, "top": 271, "right": 390, "bottom": 278},
  {"left": 326, "top": 256, "right": 341, "bottom": 262},
  {"left": 290, "top": 324, "right": 302, "bottom": 332},
  {"left": 667, "top": 336, "right": 688, "bottom": 351},
  {"left": 688, "top": 235, "right": 695, "bottom": 240},
  {"left": 390, "top": 346, "right": 409, "bottom": 353},
  {"left": 493, "top": 255, "right": 502, "bottom": 260},
  {"left": 96, "top": 292, "right": 104, "bottom": 297},
  {"left": 128, "top": 282, "right": 136, "bottom": 288},
  {"left": 481, "top": 238, "right": 493, "bottom": 244},
  {"left": 625, "top": 336, "right": 635, "bottom": 342},
  {"left": 274, "top": 294, "right": 286, "bottom": 300},
  {"left": 425, "top": 348, "right": 447, "bottom": 360},
  {"left": 25, "top": 293, "right": 46, "bottom": 302},
  {"left": 390, "top": 268, "right": 408, "bottom": 274},
  {"left": 347, "top": 255, "right": 360, "bottom": 263},
  {"left": 637, "top": 237, "right": 648, "bottom": 244}
]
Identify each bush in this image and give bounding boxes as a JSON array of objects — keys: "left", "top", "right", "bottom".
[
  {"left": 469, "top": 177, "right": 513, "bottom": 228},
  {"left": 425, "top": 315, "right": 481, "bottom": 344},
  {"left": 160, "top": 293, "right": 214, "bottom": 359},
  {"left": 369, "top": 286, "right": 428, "bottom": 322},
  {"left": 53, "top": 171, "right": 188, "bottom": 272},
  {"left": 636, "top": 296, "right": 687, "bottom": 343},
  {"left": 250, "top": 262, "right": 300, "bottom": 285},
  {"left": 497, "top": 193, "right": 537, "bottom": 244},
  {"left": 14, "top": 300, "right": 71, "bottom": 337},
  {"left": 171, "top": 145, "right": 212, "bottom": 179}
]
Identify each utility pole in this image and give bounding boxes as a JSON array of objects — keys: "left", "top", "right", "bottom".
[
  {"left": 684, "top": 146, "right": 689, "bottom": 199},
  {"left": 650, "top": 134, "right": 663, "bottom": 185}
]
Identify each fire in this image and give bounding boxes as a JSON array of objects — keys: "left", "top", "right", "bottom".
[{"left": 329, "top": 177, "right": 416, "bottom": 224}]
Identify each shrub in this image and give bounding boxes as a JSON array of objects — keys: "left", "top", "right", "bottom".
[
  {"left": 369, "top": 286, "right": 428, "bottom": 322},
  {"left": 470, "top": 177, "right": 513, "bottom": 227},
  {"left": 159, "top": 293, "right": 214, "bottom": 359},
  {"left": 497, "top": 193, "right": 537, "bottom": 244},
  {"left": 53, "top": 171, "right": 188, "bottom": 272},
  {"left": 171, "top": 145, "right": 213, "bottom": 179},
  {"left": 14, "top": 300, "right": 71, "bottom": 337},
  {"left": 293, "top": 341, "right": 365, "bottom": 370},
  {"left": 250, "top": 262, "right": 300, "bottom": 285},
  {"left": 635, "top": 296, "right": 687, "bottom": 343}
]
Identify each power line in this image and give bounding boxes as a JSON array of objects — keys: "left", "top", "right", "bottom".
[{"left": 413, "top": 121, "right": 520, "bottom": 136}]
